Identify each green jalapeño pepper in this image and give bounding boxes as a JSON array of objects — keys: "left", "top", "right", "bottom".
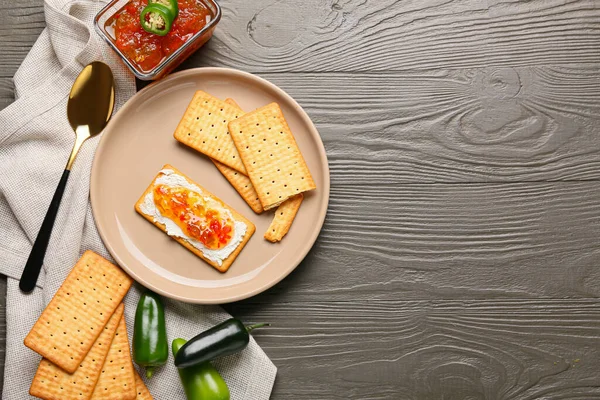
[
  {"left": 140, "top": 3, "right": 174, "bottom": 36},
  {"left": 133, "top": 291, "right": 168, "bottom": 378},
  {"left": 173, "top": 338, "right": 230, "bottom": 400},
  {"left": 174, "top": 318, "right": 269, "bottom": 369},
  {"left": 149, "top": 0, "right": 178, "bottom": 19}
]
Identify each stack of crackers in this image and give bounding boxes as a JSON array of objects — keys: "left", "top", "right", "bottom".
[
  {"left": 174, "top": 92, "right": 316, "bottom": 243},
  {"left": 24, "top": 251, "right": 153, "bottom": 400}
]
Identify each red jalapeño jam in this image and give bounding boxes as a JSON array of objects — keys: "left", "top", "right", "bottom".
[
  {"left": 153, "top": 185, "right": 234, "bottom": 250},
  {"left": 108, "top": 0, "right": 211, "bottom": 71}
]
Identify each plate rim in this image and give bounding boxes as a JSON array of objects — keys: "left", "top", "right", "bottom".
[{"left": 90, "top": 67, "right": 330, "bottom": 304}]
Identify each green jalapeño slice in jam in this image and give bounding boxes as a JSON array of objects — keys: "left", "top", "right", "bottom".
[{"left": 140, "top": 3, "right": 174, "bottom": 36}]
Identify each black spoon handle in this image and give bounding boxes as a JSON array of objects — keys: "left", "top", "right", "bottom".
[{"left": 19, "top": 169, "right": 71, "bottom": 293}]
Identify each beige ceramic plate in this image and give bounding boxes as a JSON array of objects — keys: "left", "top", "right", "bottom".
[{"left": 91, "top": 68, "right": 329, "bottom": 304}]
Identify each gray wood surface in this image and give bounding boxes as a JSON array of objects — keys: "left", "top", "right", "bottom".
[{"left": 2, "top": 0, "right": 600, "bottom": 398}]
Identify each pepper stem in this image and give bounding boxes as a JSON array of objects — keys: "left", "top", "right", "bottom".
[
  {"left": 246, "top": 323, "right": 270, "bottom": 333},
  {"left": 146, "top": 367, "right": 155, "bottom": 379}
]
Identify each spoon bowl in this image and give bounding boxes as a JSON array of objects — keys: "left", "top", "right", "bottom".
[{"left": 66, "top": 62, "right": 115, "bottom": 169}]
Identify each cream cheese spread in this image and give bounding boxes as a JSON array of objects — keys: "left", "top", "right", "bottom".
[{"left": 139, "top": 169, "right": 247, "bottom": 266}]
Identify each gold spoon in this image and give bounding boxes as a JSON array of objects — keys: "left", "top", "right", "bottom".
[{"left": 19, "top": 61, "right": 115, "bottom": 293}]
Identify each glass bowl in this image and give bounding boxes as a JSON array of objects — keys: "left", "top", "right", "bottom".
[{"left": 94, "top": 0, "right": 221, "bottom": 80}]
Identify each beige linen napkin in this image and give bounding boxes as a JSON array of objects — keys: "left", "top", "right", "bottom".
[{"left": 0, "top": 0, "right": 277, "bottom": 398}]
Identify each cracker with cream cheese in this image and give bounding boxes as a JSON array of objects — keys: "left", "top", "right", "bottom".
[{"left": 135, "top": 164, "right": 255, "bottom": 272}]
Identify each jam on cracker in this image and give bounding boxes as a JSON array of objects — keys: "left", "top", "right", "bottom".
[{"left": 153, "top": 185, "right": 233, "bottom": 249}]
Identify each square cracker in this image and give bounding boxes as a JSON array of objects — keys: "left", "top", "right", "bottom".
[
  {"left": 24, "top": 251, "right": 133, "bottom": 373},
  {"left": 133, "top": 371, "right": 153, "bottom": 400},
  {"left": 210, "top": 98, "right": 264, "bottom": 214},
  {"left": 90, "top": 314, "right": 136, "bottom": 400},
  {"left": 29, "top": 304, "right": 124, "bottom": 400},
  {"left": 265, "top": 194, "right": 304, "bottom": 242},
  {"left": 134, "top": 164, "right": 256, "bottom": 273},
  {"left": 228, "top": 102, "right": 316, "bottom": 210},
  {"left": 173, "top": 91, "right": 247, "bottom": 174}
]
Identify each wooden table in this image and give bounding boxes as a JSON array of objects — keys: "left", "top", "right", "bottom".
[{"left": 2, "top": 0, "right": 600, "bottom": 398}]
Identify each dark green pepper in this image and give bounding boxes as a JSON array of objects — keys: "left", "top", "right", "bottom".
[
  {"left": 174, "top": 318, "right": 268, "bottom": 369},
  {"left": 172, "top": 338, "right": 230, "bottom": 400},
  {"left": 140, "top": 3, "right": 174, "bottom": 36},
  {"left": 149, "top": 0, "right": 178, "bottom": 19},
  {"left": 133, "top": 291, "right": 168, "bottom": 378}
]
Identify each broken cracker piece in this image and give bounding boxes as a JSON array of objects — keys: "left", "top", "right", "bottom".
[{"left": 265, "top": 194, "right": 304, "bottom": 242}]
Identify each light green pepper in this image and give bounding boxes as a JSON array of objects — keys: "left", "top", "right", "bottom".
[{"left": 172, "top": 338, "right": 230, "bottom": 400}]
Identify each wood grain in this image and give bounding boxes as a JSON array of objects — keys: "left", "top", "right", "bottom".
[
  {"left": 183, "top": 0, "right": 600, "bottom": 72},
  {"left": 0, "top": 0, "right": 44, "bottom": 77},
  {"left": 226, "top": 299, "right": 600, "bottom": 399},
  {"left": 239, "top": 181, "right": 600, "bottom": 303},
  {"left": 258, "top": 67, "right": 600, "bottom": 182},
  {"left": 0, "top": 78, "right": 14, "bottom": 111}
]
